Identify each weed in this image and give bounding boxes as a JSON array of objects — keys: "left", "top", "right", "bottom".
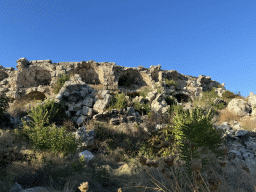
[
  {"left": 164, "top": 78, "right": 178, "bottom": 87},
  {"left": 154, "top": 84, "right": 162, "bottom": 94},
  {"left": 133, "top": 100, "right": 151, "bottom": 115},
  {"left": 52, "top": 73, "right": 71, "bottom": 94},
  {"left": 25, "top": 98, "right": 69, "bottom": 128},
  {"left": 138, "top": 125, "right": 177, "bottom": 159},
  {"left": 108, "top": 92, "right": 128, "bottom": 110},
  {"left": 70, "top": 155, "right": 86, "bottom": 173},
  {"left": 139, "top": 87, "right": 152, "bottom": 98}
]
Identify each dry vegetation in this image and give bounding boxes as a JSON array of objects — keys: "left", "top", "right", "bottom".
[{"left": 0, "top": 82, "right": 256, "bottom": 192}]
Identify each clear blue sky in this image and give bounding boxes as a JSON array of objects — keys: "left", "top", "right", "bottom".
[{"left": 0, "top": 0, "right": 255, "bottom": 98}]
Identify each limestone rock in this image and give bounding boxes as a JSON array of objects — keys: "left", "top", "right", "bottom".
[
  {"left": 93, "top": 92, "right": 112, "bottom": 113},
  {"left": 227, "top": 99, "right": 252, "bottom": 117},
  {"left": 214, "top": 122, "right": 256, "bottom": 173}
]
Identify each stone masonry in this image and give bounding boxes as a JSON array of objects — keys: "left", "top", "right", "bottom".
[{"left": 0, "top": 57, "right": 226, "bottom": 103}]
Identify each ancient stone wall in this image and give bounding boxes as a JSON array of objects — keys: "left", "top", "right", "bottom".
[{"left": 0, "top": 57, "right": 225, "bottom": 103}]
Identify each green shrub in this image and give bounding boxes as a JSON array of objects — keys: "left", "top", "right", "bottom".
[
  {"left": 222, "top": 90, "right": 235, "bottom": 98},
  {"left": 18, "top": 97, "right": 82, "bottom": 156},
  {"left": 154, "top": 84, "right": 162, "bottom": 94},
  {"left": 109, "top": 92, "right": 128, "bottom": 110},
  {"left": 170, "top": 105, "right": 225, "bottom": 176},
  {"left": 164, "top": 78, "right": 178, "bottom": 87},
  {"left": 139, "top": 87, "right": 151, "bottom": 99},
  {"left": 53, "top": 73, "right": 71, "bottom": 94},
  {"left": 25, "top": 98, "right": 68, "bottom": 128},
  {"left": 138, "top": 125, "right": 176, "bottom": 159},
  {"left": 215, "top": 102, "right": 226, "bottom": 110},
  {"left": 165, "top": 96, "right": 177, "bottom": 106},
  {"left": 193, "top": 87, "right": 220, "bottom": 109},
  {"left": 217, "top": 84, "right": 223, "bottom": 88},
  {"left": 133, "top": 100, "right": 151, "bottom": 115},
  {"left": 70, "top": 155, "right": 86, "bottom": 173},
  {"left": 0, "top": 95, "right": 9, "bottom": 119},
  {"left": 21, "top": 123, "right": 82, "bottom": 156}
]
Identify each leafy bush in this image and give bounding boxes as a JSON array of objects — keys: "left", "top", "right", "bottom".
[
  {"left": 20, "top": 122, "right": 82, "bottom": 156},
  {"left": 139, "top": 125, "right": 177, "bottom": 159},
  {"left": 217, "top": 84, "right": 223, "bottom": 88},
  {"left": 170, "top": 105, "right": 225, "bottom": 176},
  {"left": 0, "top": 95, "right": 9, "bottom": 119},
  {"left": 109, "top": 92, "right": 128, "bottom": 110},
  {"left": 17, "top": 97, "right": 82, "bottom": 156},
  {"left": 164, "top": 78, "right": 178, "bottom": 87},
  {"left": 52, "top": 73, "right": 71, "bottom": 94},
  {"left": 133, "top": 100, "right": 151, "bottom": 115},
  {"left": 222, "top": 90, "right": 235, "bottom": 98},
  {"left": 25, "top": 98, "right": 69, "bottom": 128}
]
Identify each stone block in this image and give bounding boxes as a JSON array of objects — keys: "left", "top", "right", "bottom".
[
  {"left": 77, "top": 115, "right": 87, "bottom": 126},
  {"left": 83, "top": 97, "right": 94, "bottom": 107},
  {"left": 56, "top": 66, "right": 63, "bottom": 70},
  {"left": 73, "top": 101, "right": 83, "bottom": 111},
  {"left": 63, "top": 91, "right": 70, "bottom": 97},
  {"left": 50, "top": 71, "right": 56, "bottom": 77},
  {"left": 78, "top": 150, "right": 94, "bottom": 163},
  {"left": 93, "top": 94, "right": 112, "bottom": 113},
  {"left": 82, "top": 106, "right": 93, "bottom": 116}
]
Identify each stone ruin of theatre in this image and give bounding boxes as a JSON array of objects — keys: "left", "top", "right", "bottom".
[{"left": 0, "top": 57, "right": 226, "bottom": 104}]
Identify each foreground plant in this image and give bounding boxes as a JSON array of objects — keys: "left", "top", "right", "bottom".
[
  {"left": 16, "top": 98, "right": 83, "bottom": 156},
  {"left": 170, "top": 104, "right": 225, "bottom": 176}
]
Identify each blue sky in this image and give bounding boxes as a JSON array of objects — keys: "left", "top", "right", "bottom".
[{"left": 0, "top": 0, "right": 255, "bottom": 98}]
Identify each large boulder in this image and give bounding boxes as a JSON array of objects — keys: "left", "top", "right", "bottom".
[
  {"left": 227, "top": 99, "right": 252, "bottom": 117},
  {"left": 93, "top": 90, "right": 112, "bottom": 113}
]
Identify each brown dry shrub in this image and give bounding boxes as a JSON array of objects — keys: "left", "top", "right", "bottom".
[{"left": 61, "top": 118, "right": 78, "bottom": 132}]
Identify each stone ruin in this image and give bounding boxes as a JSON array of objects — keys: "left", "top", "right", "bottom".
[
  {"left": 2, "top": 58, "right": 256, "bottom": 192},
  {"left": 0, "top": 57, "right": 226, "bottom": 104}
]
